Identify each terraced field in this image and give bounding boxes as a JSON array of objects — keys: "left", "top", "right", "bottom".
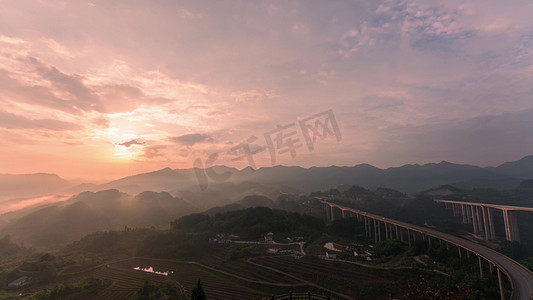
[
  {"left": 23, "top": 249, "right": 432, "bottom": 299},
  {"left": 213, "top": 259, "right": 303, "bottom": 284},
  {"left": 252, "top": 256, "right": 391, "bottom": 283},
  {"left": 85, "top": 265, "right": 171, "bottom": 300},
  {"left": 249, "top": 255, "right": 430, "bottom": 299},
  {"left": 110, "top": 258, "right": 266, "bottom": 300},
  {"left": 91, "top": 255, "right": 406, "bottom": 299}
]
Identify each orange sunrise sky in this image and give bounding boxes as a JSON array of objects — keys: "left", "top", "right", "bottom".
[{"left": 1, "top": 1, "right": 532, "bottom": 181}]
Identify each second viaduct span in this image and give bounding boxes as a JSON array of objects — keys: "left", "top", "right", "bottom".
[
  {"left": 435, "top": 199, "right": 533, "bottom": 243},
  {"left": 321, "top": 200, "right": 533, "bottom": 300}
]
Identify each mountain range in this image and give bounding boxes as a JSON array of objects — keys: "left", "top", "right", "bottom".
[
  {"left": 74, "top": 155, "right": 533, "bottom": 195},
  {"left": 1, "top": 155, "right": 533, "bottom": 250},
  {"left": 3, "top": 156, "right": 533, "bottom": 204}
]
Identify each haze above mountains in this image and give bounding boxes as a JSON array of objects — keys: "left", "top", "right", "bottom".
[{"left": 3, "top": 155, "right": 533, "bottom": 204}]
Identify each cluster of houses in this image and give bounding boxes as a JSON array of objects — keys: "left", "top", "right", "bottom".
[
  {"left": 264, "top": 233, "right": 306, "bottom": 244},
  {"left": 209, "top": 233, "right": 241, "bottom": 244},
  {"left": 209, "top": 232, "right": 304, "bottom": 245},
  {"left": 264, "top": 232, "right": 274, "bottom": 242},
  {"left": 267, "top": 248, "right": 300, "bottom": 255},
  {"left": 352, "top": 244, "right": 375, "bottom": 261},
  {"left": 286, "top": 236, "right": 304, "bottom": 242},
  {"left": 324, "top": 242, "right": 375, "bottom": 261}
]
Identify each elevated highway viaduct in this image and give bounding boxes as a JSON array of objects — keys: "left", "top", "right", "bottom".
[
  {"left": 436, "top": 199, "right": 533, "bottom": 243},
  {"left": 321, "top": 201, "right": 533, "bottom": 300}
]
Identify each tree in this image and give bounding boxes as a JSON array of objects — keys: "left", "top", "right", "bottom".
[
  {"left": 136, "top": 279, "right": 177, "bottom": 300},
  {"left": 401, "top": 276, "right": 469, "bottom": 300},
  {"left": 190, "top": 279, "right": 206, "bottom": 300}
]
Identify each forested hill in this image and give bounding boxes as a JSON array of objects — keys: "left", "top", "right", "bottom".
[{"left": 0, "top": 190, "right": 196, "bottom": 250}]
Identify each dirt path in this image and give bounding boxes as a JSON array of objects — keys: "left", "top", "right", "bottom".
[
  {"left": 414, "top": 256, "right": 427, "bottom": 266},
  {"left": 330, "top": 256, "right": 450, "bottom": 276},
  {"left": 187, "top": 261, "right": 307, "bottom": 287},
  {"left": 233, "top": 240, "right": 306, "bottom": 255}
]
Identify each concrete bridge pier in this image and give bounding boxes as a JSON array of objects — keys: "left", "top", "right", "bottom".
[
  {"left": 478, "top": 256, "right": 483, "bottom": 278},
  {"left": 497, "top": 268, "right": 505, "bottom": 300},
  {"left": 377, "top": 221, "right": 382, "bottom": 242},
  {"left": 482, "top": 207, "right": 490, "bottom": 241},
  {"left": 461, "top": 204, "right": 467, "bottom": 223},
  {"left": 476, "top": 206, "right": 483, "bottom": 236},
  {"left": 368, "top": 218, "right": 372, "bottom": 239},
  {"left": 487, "top": 208, "right": 495, "bottom": 240},
  {"left": 374, "top": 219, "right": 378, "bottom": 243},
  {"left": 502, "top": 209, "right": 520, "bottom": 242},
  {"left": 471, "top": 205, "right": 479, "bottom": 233},
  {"left": 369, "top": 218, "right": 373, "bottom": 239},
  {"left": 364, "top": 217, "right": 369, "bottom": 237}
]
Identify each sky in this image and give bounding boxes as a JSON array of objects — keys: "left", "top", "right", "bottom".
[{"left": 0, "top": 0, "right": 532, "bottom": 181}]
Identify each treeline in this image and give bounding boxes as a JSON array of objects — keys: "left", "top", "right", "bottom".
[
  {"left": 31, "top": 277, "right": 111, "bottom": 299},
  {"left": 320, "top": 186, "right": 459, "bottom": 230},
  {"left": 203, "top": 194, "right": 325, "bottom": 219},
  {"left": 135, "top": 279, "right": 180, "bottom": 300},
  {"left": 137, "top": 207, "right": 325, "bottom": 259},
  {"left": 171, "top": 207, "right": 325, "bottom": 239},
  {"left": 0, "top": 235, "right": 21, "bottom": 257},
  {"left": 0, "top": 235, "right": 35, "bottom": 288}
]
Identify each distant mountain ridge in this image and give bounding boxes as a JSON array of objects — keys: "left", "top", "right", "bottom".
[
  {"left": 3, "top": 156, "right": 533, "bottom": 202},
  {"left": 488, "top": 155, "right": 533, "bottom": 179},
  {"left": 88, "top": 157, "right": 531, "bottom": 194}
]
